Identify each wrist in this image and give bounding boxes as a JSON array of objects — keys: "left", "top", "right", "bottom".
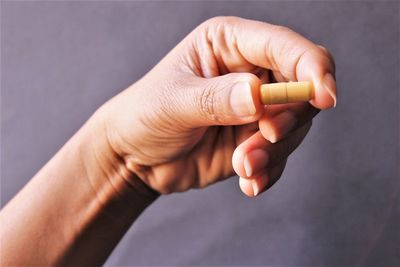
[
  {"left": 79, "top": 109, "right": 159, "bottom": 213},
  {"left": 0, "top": 106, "right": 159, "bottom": 266}
]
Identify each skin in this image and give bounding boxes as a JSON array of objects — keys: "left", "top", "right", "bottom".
[{"left": 0, "top": 17, "right": 337, "bottom": 265}]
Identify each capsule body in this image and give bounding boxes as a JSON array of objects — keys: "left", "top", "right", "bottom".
[{"left": 260, "top": 81, "right": 314, "bottom": 105}]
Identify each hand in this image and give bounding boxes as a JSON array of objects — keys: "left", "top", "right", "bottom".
[{"left": 95, "top": 16, "right": 337, "bottom": 197}]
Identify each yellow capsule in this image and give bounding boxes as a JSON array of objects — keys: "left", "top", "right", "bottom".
[{"left": 260, "top": 81, "right": 314, "bottom": 105}]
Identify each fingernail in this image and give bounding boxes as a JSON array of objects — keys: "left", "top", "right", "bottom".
[
  {"left": 243, "top": 149, "right": 269, "bottom": 177},
  {"left": 230, "top": 82, "right": 256, "bottom": 116},
  {"left": 251, "top": 174, "right": 269, "bottom": 197},
  {"left": 268, "top": 111, "right": 297, "bottom": 143},
  {"left": 252, "top": 180, "right": 259, "bottom": 196},
  {"left": 322, "top": 73, "right": 337, "bottom": 107}
]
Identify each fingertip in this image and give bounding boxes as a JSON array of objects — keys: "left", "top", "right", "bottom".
[
  {"left": 310, "top": 72, "right": 337, "bottom": 109},
  {"left": 239, "top": 177, "right": 253, "bottom": 197},
  {"left": 239, "top": 175, "right": 269, "bottom": 197},
  {"left": 232, "top": 135, "right": 269, "bottom": 179},
  {"left": 259, "top": 117, "right": 276, "bottom": 143},
  {"left": 232, "top": 147, "right": 245, "bottom": 178},
  {"left": 296, "top": 48, "right": 337, "bottom": 110},
  {"left": 247, "top": 73, "right": 263, "bottom": 116},
  {"left": 259, "top": 111, "right": 297, "bottom": 143}
]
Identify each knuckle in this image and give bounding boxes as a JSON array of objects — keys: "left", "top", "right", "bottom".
[
  {"left": 203, "top": 16, "right": 223, "bottom": 26},
  {"left": 203, "top": 16, "right": 239, "bottom": 27},
  {"left": 199, "top": 16, "right": 240, "bottom": 38},
  {"left": 198, "top": 86, "right": 218, "bottom": 122},
  {"left": 317, "top": 44, "right": 329, "bottom": 54},
  {"left": 156, "top": 179, "right": 174, "bottom": 195},
  {"left": 317, "top": 45, "right": 333, "bottom": 60},
  {"left": 317, "top": 45, "right": 336, "bottom": 70},
  {"left": 264, "top": 25, "right": 296, "bottom": 72},
  {"left": 272, "top": 24, "right": 293, "bottom": 35}
]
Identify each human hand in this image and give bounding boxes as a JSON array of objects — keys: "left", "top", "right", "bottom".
[{"left": 94, "top": 16, "right": 337, "bottom": 197}]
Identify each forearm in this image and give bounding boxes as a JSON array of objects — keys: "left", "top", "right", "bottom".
[{"left": 0, "top": 112, "right": 158, "bottom": 266}]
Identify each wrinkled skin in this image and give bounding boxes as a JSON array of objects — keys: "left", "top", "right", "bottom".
[{"left": 97, "top": 16, "right": 337, "bottom": 196}]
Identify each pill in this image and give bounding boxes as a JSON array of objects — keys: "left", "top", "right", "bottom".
[{"left": 260, "top": 81, "right": 314, "bottom": 105}]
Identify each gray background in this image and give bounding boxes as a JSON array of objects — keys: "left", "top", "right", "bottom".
[{"left": 1, "top": 1, "right": 399, "bottom": 266}]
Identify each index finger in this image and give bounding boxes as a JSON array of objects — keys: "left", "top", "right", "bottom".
[{"left": 203, "top": 16, "right": 337, "bottom": 109}]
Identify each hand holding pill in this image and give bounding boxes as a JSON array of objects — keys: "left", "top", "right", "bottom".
[{"left": 95, "top": 16, "right": 337, "bottom": 197}]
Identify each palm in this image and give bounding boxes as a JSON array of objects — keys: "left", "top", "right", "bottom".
[{"left": 149, "top": 122, "right": 257, "bottom": 193}]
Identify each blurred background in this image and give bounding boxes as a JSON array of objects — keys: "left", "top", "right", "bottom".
[{"left": 1, "top": 1, "right": 399, "bottom": 266}]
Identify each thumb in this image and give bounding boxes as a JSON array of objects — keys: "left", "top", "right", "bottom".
[{"left": 182, "top": 73, "right": 263, "bottom": 127}]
